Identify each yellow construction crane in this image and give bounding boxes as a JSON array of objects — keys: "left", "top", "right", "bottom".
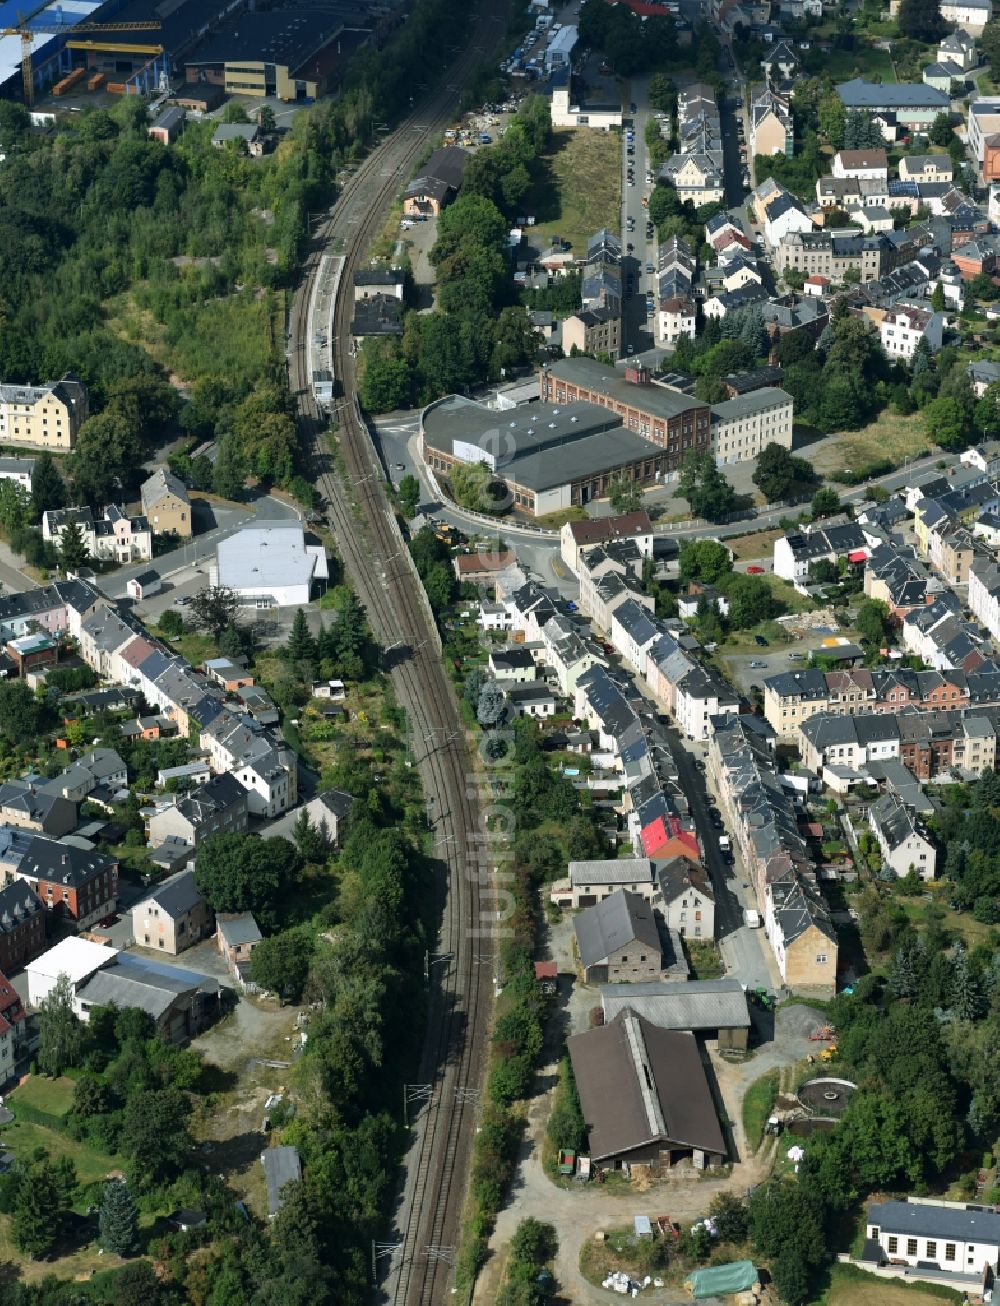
[{"left": 2, "top": 2, "right": 162, "bottom": 106}]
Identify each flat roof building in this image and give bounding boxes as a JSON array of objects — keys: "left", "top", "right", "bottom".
[{"left": 212, "top": 525, "right": 328, "bottom": 608}]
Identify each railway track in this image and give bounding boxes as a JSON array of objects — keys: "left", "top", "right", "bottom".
[{"left": 287, "top": 9, "right": 507, "bottom": 1303}]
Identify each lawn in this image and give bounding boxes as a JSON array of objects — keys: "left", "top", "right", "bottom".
[
  {"left": 726, "top": 528, "right": 783, "bottom": 562},
  {"left": 524, "top": 128, "right": 621, "bottom": 258},
  {"left": 1, "top": 1117, "right": 122, "bottom": 1188},
  {"left": 741, "top": 1068, "right": 779, "bottom": 1153},
  {"left": 819, "top": 1263, "right": 963, "bottom": 1305},
  {"left": 808, "top": 46, "right": 896, "bottom": 82},
  {"left": 810, "top": 410, "right": 933, "bottom": 479}
]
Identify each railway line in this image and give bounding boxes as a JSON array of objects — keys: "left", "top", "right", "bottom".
[{"left": 287, "top": 8, "right": 507, "bottom": 1303}]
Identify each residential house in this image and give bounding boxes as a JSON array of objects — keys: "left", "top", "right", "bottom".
[
  {"left": 561, "top": 307, "right": 621, "bottom": 359},
  {"left": 611, "top": 599, "right": 661, "bottom": 677},
  {"left": 869, "top": 791, "right": 937, "bottom": 878},
  {"left": 350, "top": 294, "right": 403, "bottom": 344},
  {"left": 940, "top": 0, "right": 992, "bottom": 31},
  {"left": 657, "top": 856, "right": 715, "bottom": 939},
  {"left": 832, "top": 148, "right": 889, "bottom": 180},
  {"left": 147, "top": 772, "right": 249, "bottom": 849},
  {"left": 761, "top": 40, "right": 799, "bottom": 81},
  {"left": 403, "top": 145, "right": 469, "bottom": 216},
  {"left": 749, "top": 88, "right": 793, "bottom": 158},
  {"left": 898, "top": 154, "right": 955, "bottom": 184},
  {"left": 262, "top": 789, "right": 355, "bottom": 850},
  {"left": 352, "top": 268, "right": 405, "bottom": 301},
  {"left": 939, "top": 28, "right": 978, "bottom": 69},
  {"left": 131, "top": 869, "right": 212, "bottom": 956},
  {"left": 549, "top": 858, "right": 656, "bottom": 909},
  {"left": 212, "top": 122, "right": 263, "bottom": 153},
  {"left": 657, "top": 295, "right": 697, "bottom": 346},
  {"left": 968, "top": 96, "right": 1000, "bottom": 162},
  {"left": 44, "top": 747, "right": 127, "bottom": 805},
  {"left": 488, "top": 647, "right": 537, "bottom": 683},
  {"left": 863, "top": 1199, "right": 1000, "bottom": 1278},
  {"left": 567, "top": 1012, "right": 726, "bottom": 1171},
  {"left": 879, "top": 304, "right": 946, "bottom": 360},
  {"left": 923, "top": 59, "right": 967, "bottom": 91},
  {"left": 0, "top": 969, "right": 27, "bottom": 1052},
  {"left": 711, "top": 387, "right": 793, "bottom": 466},
  {"left": 505, "top": 682, "right": 557, "bottom": 718},
  {"left": 661, "top": 153, "right": 725, "bottom": 205},
  {"left": 216, "top": 912, "right": 262, "bottom": 985},
  {"left": 574, "top": 890, "right": 662, "bottom": 983},
  {"left": 41, "top": 506, "right": 151, "bottom": 564},
  {"left": 0, "top": 782, "right": 75, "bottom": 837},
  {"left": 773, "top": 229, "right": 889, "bottom": 282},
  {"left": 0, "top": 882, "right": 45, "bottom": 973},
  {"left": 15, "top": 837, "right": 117, "bottom": 929},
  {"left": 549, "top": 68, "right": 622, "bottom": 130},
  {"left": 773, "top": 521, "right": 870, "bottom": 581},
  {"left": 674, "top": 666, "right": 740, "bottom": 742},
  {"left": 559, "top": 510, "right": 654, "bottom": 575},
  {"left": 0, "top": 459, "right": 35, "bottom": 492},
  {"left": 0, "top": 373, "right": 88, "bottom": 452},
  {"left": 968, "top": 361, "right": 1000, "bottom": 397},
  {"left": 140, "top": 469, "right": 192, "bottom": 539}
]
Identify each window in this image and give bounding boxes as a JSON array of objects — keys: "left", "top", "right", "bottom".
[
  {"left": 620, "top": 954, "right": 628, "bottom": 963},
  {"left": 888, "top": 1237, "right": 898, "bottom": 1254},
  {"left": 945, "top": 1244, "right": 956, "bottom": 1262},
  {"left": 816, "top": 953, "right": 828, "bottom": 964},
  {"left": 926, "top": 1241, "right": 937, "bottom": 1259},
  {"left": 907, "top": 1239, "right": 918, "bottom": 1257}
]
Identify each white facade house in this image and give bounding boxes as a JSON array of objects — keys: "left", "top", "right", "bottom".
[
  {"left": 658, "top": 856, "right": 716, "bottom": 940},
  {"left": 42, "top": 506, "right": 152, "bottom": 564},
  {"left": 549, "top": 73, "right": 622, "bottom": 130},
  {"left": 549, "top": 858, "right": 656, "bottom": 909},
  {"left": 764, "top": 196, "right": 814, "bottom": 248},
  {"left": 868, "top": 792, "right": 936, "bottom": 879},
  {"left": 832, "top": 148, "right": 889, "bottom": 180},
  {"left": 610, "top": 599, "right": 661, "bottom": 677},
  {"left": 879, "top": 305, "right": 946, "bottom": 361},
  {"left": 969, "top": 557, "right": 1000, "bottom": 641},
  {"left": 968, "top": 96, "right": 1000, "bottom": 160},
  {"left": 657, "top": 295, "right": 697, "bottom": 346},
  {"left": 0, "top": 458, "right": 35, "bottom": 492},
  {"left": 211, "top": 525, "right": 328, "bottom": 608},
  {"left": 711, "top": 387, "right": 794, "bottom": 466},
  {"left": 25, "top": 937, "right": 117, "bottom": 1010},
  {"left": 674, "top": 667, "right": 740, "bottom": 741},
  {"left": 940, "top": 0, "right": 992, "bottom": 31},
  {"left": 866, "top": 1200, "right": 1000, "bottom": 1278}
]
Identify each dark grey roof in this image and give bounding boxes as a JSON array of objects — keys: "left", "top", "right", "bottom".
[
  {"left": 139, "top": 869, "right": 203, "bottom": 920},
  {"left": 217, "top": 912, "right": 262, "bottom": 948},
  {"left": 837, "top": 78, "right": 949, "bottom": 109},
  {"left": 868, "top": 1200, "right": 1000, "bottom": 1244},
  {"left": 76, "top": 952, "right": 216, "bottom": 1021},
  {"left": 601, "top": 978, "right": 750, "bottom": 1031},
  {"left": 19, "top": 836, "right": 114, "bottom": 889},
  {"left": 262, "top": 1145, "right": 301, "bottom": 1216},
  {"left": 574, "top": 890, "right": 659, "bottom": 969},
  {"left": 544, "top": 356, "right": 706, "bottom": 420}
]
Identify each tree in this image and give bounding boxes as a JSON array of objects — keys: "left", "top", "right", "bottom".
[
  {"left": 923, "top": 395, "right": 968, "bottom": 450},
  {"left": 752, "top": 443, "right": 817, "bottom": 502},
  {"left": 37, "top": 973, "right": 83, "bottom": 1077},
  {"left": 11, "top": 1159, "right": 61, "bottom": 1259},
  {"left": 250, "top": 927, "right": 316, "bottom": 1002},
  {"left": 59, "top": 518, "right": 90, "bottom": 572},
  {"left": 678, "top": 451, "right": 737, "bottom": 522},
  {"left": 899, "top": 0, "right": 945, "bottom": 37},
  {"left": 477, "top": 677, "right": 507, "bottom": 728},
  {"left": 71, "top": 407, "right": 144, "bottom": 503},
  {"left": 287, "top": 607, "right": 317, "bottom": 664},
  {"left": 608, "top": 475, "right": 643, "bottom": 513},
  {"left": 811, "top": 486, "right": 841, "bottom": 518},
  {"left": 818, "top": 92, "right": 847, "bottom": 147},
  {"left": 194, "top": 833, "right": 301, "bottom": 929},
  {"left": 358, "top": 339, "right": 411, "bottom": 413},
  {"left": 31, "top": 452, "right": 67, "bottom": 520},
  {"left": 931, "top": 281, "right": 946, "bottom": 312},
  {"left": 856, "top": 597, "right": 891, "bottom": 647},
  {"left": 0, "top": 680, "right": 49, "bottom": 742},
  {"left": 679, "top": 539, "right": 733, "bottom": 585},
  {"left": 121, "top": 1087, "right": 190, "bottom": 1179},
  {"left": 648, "top": 71, "right": 676, "bottom": 114},
  {"left": 212, "top": 432, "right": 246, "bottom": 499},
  {"left": 929, "top": 112, "right": 955, "bottom": 147},
  {"left": 189, "top": 585, "right": 241, "bottom": 639},
  {"left": 159, "top": 609, "right": 184, "bottom": 639},
  {"left": 725, "top": 574, "right": 776, "bottom": 629},
  {"left": 99, "top": 1179, "right": 139, "bottom": 1256},
  {"left": 398, "top": 473, "right": 420, "bottom": 518},
  {"left": 708, "top": 1192, "right": 749, "bottom": 1243},
  {"left": 291, "top": 809, "right": 330, "bottom": 862},
  {"left": 112, "top": 1261, "right": 162, "bottom": 1306},
  {"left": 749, "top": 1179, "right": 826, "bottom": 1304}
]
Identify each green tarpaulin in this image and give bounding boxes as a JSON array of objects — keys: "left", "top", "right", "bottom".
[{"left": 686, "top": 1260, "right": 759, "bottom": 1298}]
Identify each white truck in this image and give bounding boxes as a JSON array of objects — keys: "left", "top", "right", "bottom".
[
  {"left": 718, "top": 834, "right": 731, "bottom": 852},
  {"left": 744, "top": 908, "right": 761, "bottom": 928}
]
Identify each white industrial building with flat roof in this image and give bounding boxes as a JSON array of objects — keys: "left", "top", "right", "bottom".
[
  {"left": 211, "top": 525, "right": 328, "bottom": 608},
  {"left": 26, "top": 936, "right": 117, "bottom": 1009}
]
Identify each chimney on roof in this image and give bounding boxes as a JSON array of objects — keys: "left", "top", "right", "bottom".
[{"left": 624, "top": 365, "right": 650, "bottom": 385}]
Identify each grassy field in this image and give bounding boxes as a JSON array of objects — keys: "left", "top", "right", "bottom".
[
  {"left": 811, "top": 410, "right": 933, "bottom": 478},
  {"left": 1, "top": 1117, "right": 122, "bottom": 1188},
  {"left": 535, "top": 505, "right": 588, "bottom": 528},
  {"left": 811, "top": 46, "right": 896, "bottom": 82},
  {"left": 820, "top": 1263, "right": 963, "bottom": 1304},
  {"left": 726, "top": 528, "right": 783, "bottom": 561},
  {"left": 741, "top": 1069, "right": 779, "bottom": 1152},
  {"left": 16, "top": 1074, "right": 75, "bottom": 1116},
  {"left": 525, "top": 128, "right": 621, "bottom": 258}
]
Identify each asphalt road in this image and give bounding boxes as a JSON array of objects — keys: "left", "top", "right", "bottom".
[{"left": 621, "top": 76, "right": 655, "bottom": 355}]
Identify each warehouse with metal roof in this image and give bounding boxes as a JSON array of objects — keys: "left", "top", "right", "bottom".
[{"left": 600, "top": 978, "right": 751, "bottom": 1051}]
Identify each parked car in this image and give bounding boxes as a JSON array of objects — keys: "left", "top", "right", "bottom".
[
  {"left": 746, "top": 564, "right": 764, "bottom": 574},
  {"left": 750, "top": 659, "right": 766, "bottom": 668},
  {"left": 754, "top": 634, "right": 768, "bottom": 647}
]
